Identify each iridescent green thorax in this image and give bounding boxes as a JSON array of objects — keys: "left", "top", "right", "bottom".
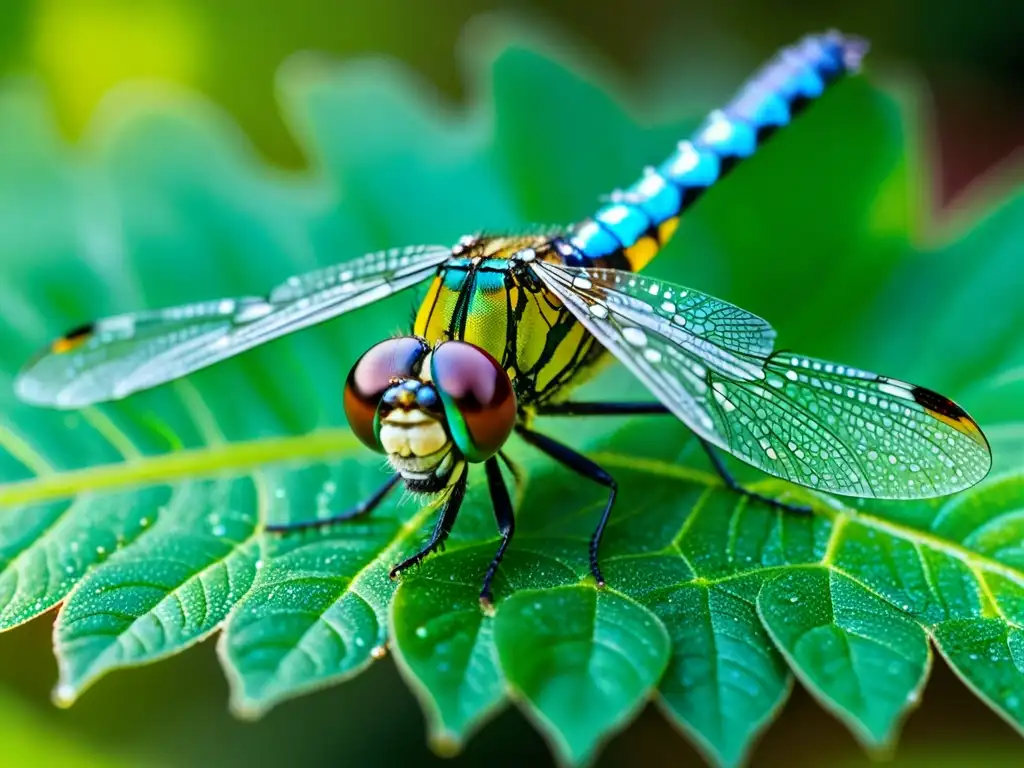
[{"left": 413, "top": 236, "right": 607, "bottom": 407}]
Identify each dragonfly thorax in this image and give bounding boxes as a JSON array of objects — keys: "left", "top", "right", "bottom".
[{"left": 413, "top": 235, "right": 608, "bottom": 407}]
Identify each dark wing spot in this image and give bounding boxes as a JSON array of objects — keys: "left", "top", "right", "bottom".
[
  {"left": 910, "top": 385, "right": 969, "bottom": 420},
  {"left": 911, "top": 385, "right": 990, "bottom": 450},
  {"left": 51, "top": 322, "right": 96, "bottom": 354}
]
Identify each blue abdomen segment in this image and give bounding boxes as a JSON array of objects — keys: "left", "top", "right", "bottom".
[{"left": 567, "top": 30, "right": 869, "bottom": 271}]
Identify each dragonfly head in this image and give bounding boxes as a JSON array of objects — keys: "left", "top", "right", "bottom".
[{"left": 344, "top": 337, "right": 517, "bottom": 481}]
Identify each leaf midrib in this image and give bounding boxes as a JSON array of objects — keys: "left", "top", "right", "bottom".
[
  {"left": 0, "top": 429, "right": 359, "bottom": 507},
  {"left": 2, "top": 430, "right": 1021, "bottom": 609}
]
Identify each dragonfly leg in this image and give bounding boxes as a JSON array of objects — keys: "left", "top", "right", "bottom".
[
  {"left": 536, "top": 401, "right": 670, "bottom": 417},
  {"left": 390, "top": 472, "right": 468, "bottom": 578},
  {"left": 539, "top": 402, "right": 812, "bottom": 515},
  {"left": 516, "top": 425, "right": 616, "bottom": 587},
  {"left": 265, "top": 473, "right": 401, "bottom": 533},
  {"left": 498, "top": 449, "right": 525, "bottom": 492},
  {"left": 480, "top": 457, "right": 516, "bottom": 609},
  {"left": 699, "top": 439, "right": 812, "bottom": 515}
]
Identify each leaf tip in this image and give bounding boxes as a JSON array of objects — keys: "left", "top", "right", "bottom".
[
  {"left": 228, "top": 696, "right": 268, "bottom": 722},
  {"left": 51, "top": 681, "right": 78, "bottom": 709},
  {"left": 427, "top": 729, "right": 464, "bottom": 758}
]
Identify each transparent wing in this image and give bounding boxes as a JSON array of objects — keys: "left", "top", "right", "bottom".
[
  {"left": 536, "top": 263, "right": 776, "bottom": 376},
  {"left": 531, "top": 261, "right": 991, "bottom": 499},
  {"left": 16, "top": 244, "right": 451, "bottom": 408},
  {"left": 531, "top": 262, "right": 777, "bottom": 435}
]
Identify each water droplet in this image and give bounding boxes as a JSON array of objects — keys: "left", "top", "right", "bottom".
[
  {"left": 789, "top": 596, "right": 799, "bottom": 603},
  {"left": 415, "top": 626, "right": 428, "bottom": 639},
  {"left": 211, "top": 524, "right": 227, "bottom": 537},
  {"left": 53, "top": 683, "right": 76, "bottom": 706},
  {"left": 96, "top": 546, "right": 106, "bottom": 556},
  {"left": 254, "top": 559, "right": 264, "bottom": 570}
]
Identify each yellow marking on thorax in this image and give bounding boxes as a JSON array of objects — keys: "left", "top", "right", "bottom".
[
  {"left": 408, "top": 235, "right": 611, "bottom": 405},
  {"left": 413, "top": 276, "right": 444, "bottom": 340}
]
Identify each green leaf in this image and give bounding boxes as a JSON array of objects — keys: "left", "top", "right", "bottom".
[
  {"left": 390, "top": 542, "right": 576, "bottom": 752},
  {"left": 641, "top": 573, "right": 791, "bottom": 768},
  {"left": 220, "top": 460, "right": 439, "bottom": 717},
  {"left": 391, "top": 570, "right": 504, "bottom": 755},
  {"left": 55, "top": 476, "right": 261, "bottom": 701},
  {"left": 0, "top": 22, "right": 1022, "bottom": 767},
  {"left": 494, "top": 586, "right": 670, "bottom": 766},
  {"left": 757, "top": 567, "right": 930, "bottom": 750}
]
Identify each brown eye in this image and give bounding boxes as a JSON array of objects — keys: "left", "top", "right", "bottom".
[
  {"left": 344, "top": 336, "right": 429, "bottom": 452},
  {"left": 430, "top": 341, "right": 516, "bottom": 462}
]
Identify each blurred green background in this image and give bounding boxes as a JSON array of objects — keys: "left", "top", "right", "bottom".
[
  {"left": 2, "top": 0, "right": 1021, "bottom": 194},
  {"left": 0, "top": 1, "right": 1021, "bottom": 766}
]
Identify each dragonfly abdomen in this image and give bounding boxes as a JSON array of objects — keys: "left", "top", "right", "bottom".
[{"left": 563, "top": 30, "right": 869, "bottom": 273}]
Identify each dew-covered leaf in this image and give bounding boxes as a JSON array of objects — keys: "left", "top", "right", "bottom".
[
  {"left": 494, "top": 586, "right": 670, "bottom": 766},
  {"left": 757, "top": 567, "right": 930, "bottom": 750},
  {"left": 0, "top": 23, "right": 1021, "bottom": 768}
]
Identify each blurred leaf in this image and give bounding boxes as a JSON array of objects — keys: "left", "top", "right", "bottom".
[
  {"left": 0, "top": 686, "right": 139, "bottom": 767},
  {"left": 0, "top": 26, "right": 1021, "bottom": 768}
]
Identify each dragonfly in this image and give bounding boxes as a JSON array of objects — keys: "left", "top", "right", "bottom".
[{"left": 15, "top": 31, "right": 991, "bottom": 607}]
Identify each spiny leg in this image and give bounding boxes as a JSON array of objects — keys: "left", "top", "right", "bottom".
[
  {"left": 498, "top": 449, "right": 524, "bottom": 493},
  {"left": 480, "top": 457, "right": 516, "bottom": 609},
  {"left": 537, "top": 401, "right": 813, "bottom": 515},
  {"left": 265, "top": 473, "right": 401, "bottom": 533},
  {"left": 536, "top": 401, "right": 670, "bottom": 417},
  {"left": 516, "top": 425, "right": 616, "bottom": 587},
  {"left": 698, "top": 438, "right": 812, "bottom": 515},
  {"left": 390, "top": 472, "right": 468, "bottom": 578}
]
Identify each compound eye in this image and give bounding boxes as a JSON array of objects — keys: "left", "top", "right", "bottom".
[
  {"left": 430, "top": 341, "right": 516, "bottom": 462},
  {"left": 344, "top": 337, "right": 429, "bottom": 452}
]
